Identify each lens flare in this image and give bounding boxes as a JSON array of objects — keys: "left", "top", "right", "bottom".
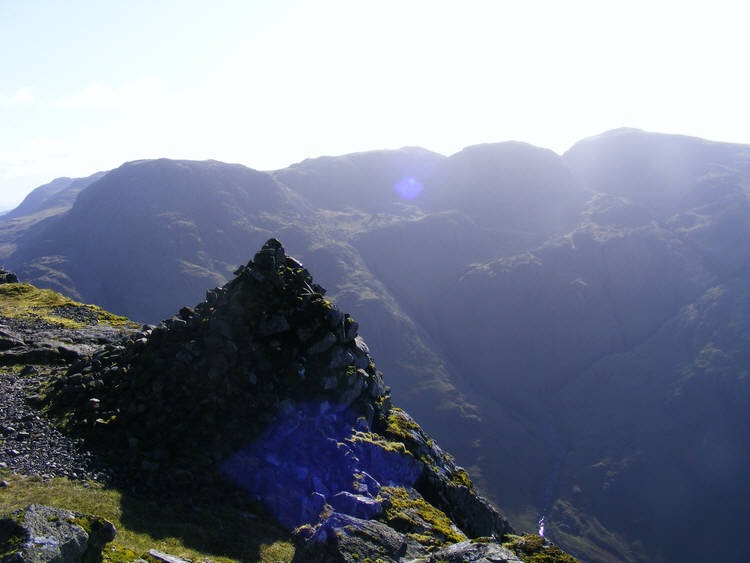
[
  {"left": 221, "top": 401, "right": 421, "bottom": 529},
  {"left": 393, "top": 177, "right": 424, "bottom": 200}
]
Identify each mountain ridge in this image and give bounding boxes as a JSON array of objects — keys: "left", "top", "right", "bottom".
[
  {"left": 3, "top": 128, "right": 750, "bottom": 561},
  {"left": 0, "top": 246, "right": 578, "bottom": 562}
]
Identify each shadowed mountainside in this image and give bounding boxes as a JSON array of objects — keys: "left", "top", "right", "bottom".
[{"left": 3, "top": 129, "right": 750, "bottom": 561}]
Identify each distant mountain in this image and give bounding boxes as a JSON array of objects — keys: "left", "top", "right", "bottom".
[
  {"left": 4, "top": 159, "right": 309, "bottom": 321},
  {"left": 4, "top": 172, "right": 107, "bottom": 220},
  {"left": 2, "top": 129, "right": 750, "bottom": 562},
  {"left": 0, "top": 171, "right": 107, "bottom": 269},
  {"left": 5, "top": 176, "right": 74, "bottom": 219},
  {"left": 273, "top": 146, "right": 443, "bottom": 212}
]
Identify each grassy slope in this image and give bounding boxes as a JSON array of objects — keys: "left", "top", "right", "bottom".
[
  {"left": 0, "top": 283, "right": 295, "bottom": 562},
  {"left": 0, "top": 283, "right": 132, "bottom": 328},
  {"left": 0, "top": 469, "right": 294, "bottom": 563}
]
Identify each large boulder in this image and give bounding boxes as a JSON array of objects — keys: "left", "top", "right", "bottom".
[
  {"left": 0, "top": 504, "right": 115, "bottom": 563},
  {"left": 0, "top": 270, "right": 18, "bottom": 285}
]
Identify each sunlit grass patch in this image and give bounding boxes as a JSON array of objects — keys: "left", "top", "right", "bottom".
[
  {"left": 0, "top": 283, "right": 133, "bottom": 328},
  {"left": 0, "top": 470, "right": 294, "bottom": 563},
  {"left": 503, "top": 533, "right": 579, "bottom": 563}
]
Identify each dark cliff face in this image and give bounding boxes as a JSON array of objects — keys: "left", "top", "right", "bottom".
[{"left": 4, "top": 131, "right": 750, "bottom": 561}]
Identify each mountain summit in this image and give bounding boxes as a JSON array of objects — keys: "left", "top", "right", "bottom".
[{"left": 35, "top": 239, "right": 574, "bottom": 562}]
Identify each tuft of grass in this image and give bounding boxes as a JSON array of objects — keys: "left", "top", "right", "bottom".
[
  {"left": 0, "top": 283, "right": 133, "bottom": 328},
  {"left": 503, "top": 534, "right": 579, "bottom": 563},
  {"left": 377, "top": 486, "right": 466, "bottom": 549},
  {"left": 450, "top": 468, "right": 473, "bottom": 488},
  {"left": 345, "top": 431, "right": 412, "bottom": 457},
  {"left": 0, "top": 470, "right": 294, "bottom": 563},
  {"left": 384, "top": 408, "right": 421, "bottom": 442}
]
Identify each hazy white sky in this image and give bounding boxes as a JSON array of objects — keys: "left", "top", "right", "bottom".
[{"left": 2, "top": 0, "right": 750, "bottom": 210}]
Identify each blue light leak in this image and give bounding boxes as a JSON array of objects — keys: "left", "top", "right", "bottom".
[
  {"left": 393, "top": 177, "right": 424, "bottom": 200},
  {"left": 221, "top": 401, "right": 421, "bottom": 529}
]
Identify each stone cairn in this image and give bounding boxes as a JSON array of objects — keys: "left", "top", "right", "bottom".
[
  {"left": 42, "top": 239, "right": 515, "bottom": 561},
  {"left": 44, "top": 239, "right": 387, "bottom": 487}
]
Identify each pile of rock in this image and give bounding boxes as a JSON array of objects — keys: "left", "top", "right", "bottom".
[
  {"left": 42, "top": 240, "right": 516, "bottom": 561},
  {"left": 44, "top": 240, "right": 385, "bottom": 481},
  {"left": 0, "top": 369, "right": 111, "bottom": 482},
  {"left": 0, "top": 269, "right": 18, "bottom": 284}
]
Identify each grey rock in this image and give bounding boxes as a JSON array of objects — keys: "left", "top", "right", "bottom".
[
  {"left": 413, "top": 539, "right": 524, "bottom": 562},
  {"left": 307, "top": 332, "right": 336, "bottom": 355},
  {"left": 293, "top": 512, "right": 423, "bottom": 563},
  {"left": 325, "top": 306, "right": 344, "bottom": 330},
  {"left": 253, "top": 238, "right": 286, "bottom": 272},
  {"left": 0, "top": 504, "right": 115, "bottom": 563},
  {"left": 382, "top": 409, "right": 513, "bottom": 540},
  {"left": 337, "top": 372, "right": 367, "bottom": 407},
  {"left": 0, "top": 334, "right": 23, "bottom": 351},
  {"left": 353, "top": 355, "right": 369, "bottom": 370},
  {"left": 329, "top": 492, "right": 382, "bottom": 520},
  {"left": 208, "top": 317, "right": 233, "bottom": 340},
  {"left": 368, "top": 373, "right": 387, "bottom": 398},
  {"left": 353, "top": 336, "right": 369, "bottom": 356},
  {"left": 285, "top": 256, "right": 304, "bottom": 269},
  {"left": 257, "top": 314, "right": 290, "bottom": 336},
  {"left": 328, "top": 347, "right": 355, "bottom": 369},
  {"left": 0, "top": 269, "right": 18, "bottom": 284},
  {"left": 344, "top": 319, "right": 359, "bottom": 341},
  {"left": 142, "top": 549, "right": 194, "bottom": 563},
  {"left": 296, "top": 326, "right": 313, "bottom": 342}
]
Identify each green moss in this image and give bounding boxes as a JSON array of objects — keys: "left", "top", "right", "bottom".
[
  {"left": 89, "top": 306, "right": 132, "bottom": 327},
  {"left": 503, "top": 534, "right": 579, "bottom": 563},
  {"left": 377, "top": 486, "right": 466, "bottom": 549},
  {"left": 102, "top": 543, "right": 139, "bottom": 563},
  {"left": 0, "top": 508, "right": 28, "bottom": 558},
  {"left": 450, "top": 468, "right": 473, "bottom": 488},
  {"left": 385, "top": 408, "right": 420, "bottom": 442},
  {"left": 345, "top": 432, "right": 412, "bottom": 457},
  {"left": 68, "top": 514, "right": 109, "bottom": 537},
  {"left": 0, "top": 283, "right": 133, "bottom": 328},
  {"left": 0, "top": 531, "right": 26, "bottom": 559}
]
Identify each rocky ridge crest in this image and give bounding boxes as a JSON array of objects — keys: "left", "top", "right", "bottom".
[{"left": 38, "top": 240, "right": 527, "bottom": 561}]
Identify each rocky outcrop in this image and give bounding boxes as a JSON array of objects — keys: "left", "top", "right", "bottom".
[
  {"left": 0, "top": 270, "right": 18, "bottom": 285},
  {"left": 414, "top": 540, "right": 524, "bottom": 563},
  {"left": 0, "top": 505, "right": 208, "bottom": 563},
  {"left": 0, "top": 322, "right": 135, "bottom": 367},
  {"left": 43, "top": 239, "right": 388, "bottom": 488},
  {"left": 40, "top": 239, "right": 520, "bottom": 561},
  {"left": 0, "top": 504, "right": 115, "bottom": 563},
  {"left": 0, "top": 273, "right": 140, "bottom": 481},
  {"left": 0, "top": 277, "right": 139, "bottom": 367}
]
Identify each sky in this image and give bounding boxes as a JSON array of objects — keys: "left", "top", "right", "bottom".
[{"left": 2, "top": 0, "right": 750, "bottom": 210}]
